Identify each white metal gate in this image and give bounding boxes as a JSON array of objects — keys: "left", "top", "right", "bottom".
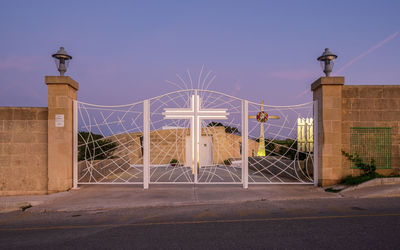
[{"left": 74, "top": 89, "right": 317, "bottom": 188}]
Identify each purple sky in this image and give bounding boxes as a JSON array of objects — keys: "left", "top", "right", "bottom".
[{"left": 1, "top": 0, "right": 399, "bottom": 107}]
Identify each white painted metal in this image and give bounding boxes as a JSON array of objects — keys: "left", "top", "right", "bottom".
[
  {"left": 77, "top": 89, "right": 312, "bottom": 108},
  {"left": 162, "top": 94, "right": 228, "bottom": 119},
  {"left": 162, "top": 91, "right": 228, "bottom": 182},
  {"left": 247, "top": 182, "right": 313, "bottom": 185},
  {"left": 194, "top": 90, "right": 198, "bottom": 183},
  {"left": 73, "top": 100, "right": 78, "bottom": 189},
  {"left": 151, "top": 182, "right": 246, "bottom": 185},
  {"left": 143, "top": 100, "right": 150, "bottom": 189},
  {"left": 242, "top": 100, "right": 249, "bottom": 189},
  {"left": 77, "top": 182, "right": 145, "bottom": 185},
  {"left": 313, "top": 100, "right": 319, "bottom": 186},
  {"left": 76, "top": 89, "right": 314, "bottom": 186}
]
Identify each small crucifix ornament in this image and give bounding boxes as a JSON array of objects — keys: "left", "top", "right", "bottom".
[{"left": 248, "top": 100, "right": 279, "bottom": 156}]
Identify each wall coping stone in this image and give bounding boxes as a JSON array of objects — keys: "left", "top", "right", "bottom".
[
  {"left": 0, "top": 107, "right": 48, "bottom": 109},
  {"left": 311, "top": 77, "right": 345, "bottom": 91},
  {"left": 343, "top": 85, "right": 400, "bottom": 88},
  {"left": 45, "top": 76, "right": 79, "bottom": 91}
]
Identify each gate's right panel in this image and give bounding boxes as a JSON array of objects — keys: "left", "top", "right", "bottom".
[
  {"left": 247, "top": 101, "right": 314, "bottom": 184},
  {"left": 197, "top": 90, "right": 243, "bottom": 184}
]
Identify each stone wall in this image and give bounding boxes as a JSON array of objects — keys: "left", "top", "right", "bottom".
[
  {"left": 312, "top": 77, "right": 400, "bottom": 186},
  {"left": 211, "top": 126, "right": 259, "bottom": 164},
  {"left": 342, "top": 85, "right": 400, "bottom": 176},
  {"left": 110, "top": 126, "right": 259, "bottom": 166},
  {"left": 0, "top": 107, "right": 48, "bottom": 195}
]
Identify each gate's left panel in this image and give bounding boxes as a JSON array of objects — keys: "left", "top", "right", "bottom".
[
  {"left": 149, "top": 90, "right": 194, "bottom": 183},
  {"left": 76, "top": 101, "right": 144, "bottom": 184}
]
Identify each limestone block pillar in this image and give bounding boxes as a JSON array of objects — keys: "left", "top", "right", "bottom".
[
  {"left": 45, "top": 76, "right": 79, "bottom": 193},
  {"left": 311, "top": 77, "right": 344, "bottom": 186}
]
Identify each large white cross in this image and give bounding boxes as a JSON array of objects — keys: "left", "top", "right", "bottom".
[{"left": 162, "top": 91, "right": 229, "bottom": 175}]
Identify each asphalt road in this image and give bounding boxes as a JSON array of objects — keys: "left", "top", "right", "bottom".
[{"left": 1, "top": 197, "right": 400, "bottom": 249}]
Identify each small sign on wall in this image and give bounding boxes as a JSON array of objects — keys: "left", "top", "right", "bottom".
[{"left": 55, "top": 114, "right": 64, "bottom": 127}]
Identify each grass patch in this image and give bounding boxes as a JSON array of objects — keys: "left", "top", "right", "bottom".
[
  {"left": 340, "top": 173, "right": 400, "bottom": 186},
  {"left": 340, "top": 172, "right": 382, "bottom": 186},
  {"left": 20, "top": 204, "right": 32, "bottom": 211}
]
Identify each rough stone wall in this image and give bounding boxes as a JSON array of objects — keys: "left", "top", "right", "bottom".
[
  {"left": 210, "top": 126, "right": 258, "bottom": 163},
  {"left": 0, "top": 107, "right": 48, "bottom": 195},
  {"left": 342, "top": 85, "right": 400, "bottom": 176},
  {"left": 112, "top": 133, "right": 145, "bottom": 164},
  {"left": 150, "top": 128, "right": 188, "bottom": 165},
  {"left": 110, "top": 127, "right": 258, "bottom": 165},
  {"left": 112, "top": 129, "right": 190, "bottom": 165}
]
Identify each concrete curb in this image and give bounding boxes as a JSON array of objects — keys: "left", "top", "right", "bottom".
[
  {"left": 341, "top": 177, "right": 400, "bottom": 193},
  {"left": 1, "top": 182, "right": 397, "bottom": 214},
  {"left": 0, "top": 191, "right": 70, "bottom": 213},
  {"left": 0, "top": 202, "right": 31, "bottom": 213},
  {"left": 36, "top": 197, "right": 344, "bottom": 213}
]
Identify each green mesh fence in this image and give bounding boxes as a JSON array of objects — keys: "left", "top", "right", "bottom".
[{"left": 350, "top": 127, "right": 392, "bottom": 169}]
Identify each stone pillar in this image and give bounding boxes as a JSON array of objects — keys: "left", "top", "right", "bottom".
[
  {"left": 45, "top": 76, "right": 79, "bottom": 193},
  {"left": 311, "top": 77, "right": 344, "bottom": 186}
]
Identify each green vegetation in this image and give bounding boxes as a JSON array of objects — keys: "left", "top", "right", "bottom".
[
  {"left": 224, "top": 159, "right": 232, "bottom": 165},
  {"left": 350, "top": 127, "right": 392, "bottom": 169},
  {"left": 263, "top": 138, "right": 307, "bottom": 160},
  {"left": 207, "top": 123, "right": 308, "bottom": 161},
  {"left": 341, "top": 150, "right": 379, "bottom": 185},
  {"left": 340, "top": 151, "right": 399, "bottom": 186},
  {"left": 20, "top": 204, "right": 32, "bottom": 211},
  {"left": 341, "top": 150, "right": 376, "bottom": 176},
  {"left": 207, "top": 122, "right": 240, "bottom": 135},
  {"left": 340, "top": 173, "right": 400, "bottom": 186},
  {"left": 170, "top": 158, "right": 179, "bottom": 166},
  {"left": 78, "top": 132, "right": 118, "bottom": 161},
  {"left": 340, "top": 174, "right": 381, "bottom": 186}
]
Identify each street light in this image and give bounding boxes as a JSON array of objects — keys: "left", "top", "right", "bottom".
[
  {"left": 317, "top": 48, "right": 337, "bottom": 77},
  {"left": 52, "top": 47, "right": 72, "bottom": 76}
]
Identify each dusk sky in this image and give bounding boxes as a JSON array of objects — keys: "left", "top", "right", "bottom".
[{"left": 1, "top": 0, "right": 399, "bottom": 107}]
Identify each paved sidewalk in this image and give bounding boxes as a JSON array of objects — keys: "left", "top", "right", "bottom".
[
  {"left": 1, "top": 184, "right": 335, "bottom": 212},
  {"left": 340, "top": 184, "right": 400, "bottom": 198},
  {"left": 0, "top": 192, "right": 70, "bottom": 213},
  {"left": 1, "top": 183, "right": 399, "bottom": 213}
]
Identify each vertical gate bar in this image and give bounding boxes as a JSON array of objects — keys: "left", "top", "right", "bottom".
[
  {"left": 73, "top": 100, "right": 78, "bottom": 189},
  {"left": 304, "top": 119, "right": 309, "bottom": 154},
  {"left": 194, "top": 90, "right": 198, "bottom": 183},
  {"left": 143, "top": 100, "right": 150, "bottom": 189},
  {"left": 242, "top": 100, "right": 248, "bottom": 189},
  {"left": 313, "top": 100, "right": 318, "bottom": 186}
]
